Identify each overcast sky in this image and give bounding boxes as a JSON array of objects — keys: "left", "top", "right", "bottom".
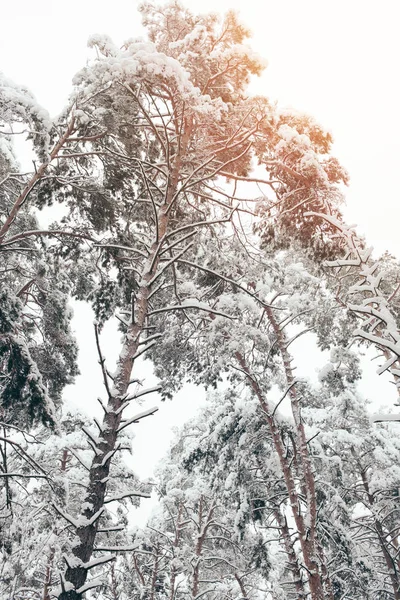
[
  {"left": 2, "top": 0, "right": 399, "bottom": 255},
  {"left": 2, "top": 0, "right": 399, "bottom": 520}
]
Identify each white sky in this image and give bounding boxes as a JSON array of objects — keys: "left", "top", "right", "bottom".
[
  {"left": 2, "top": 0, "right": 400, "bottom": 255},
  {"left": 2, "top": 0, "right": 400, "bottom": 520}
]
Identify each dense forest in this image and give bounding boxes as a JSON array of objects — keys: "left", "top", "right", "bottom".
[{"left": 1, "top": 2, "right": 400, "bottom": 599}]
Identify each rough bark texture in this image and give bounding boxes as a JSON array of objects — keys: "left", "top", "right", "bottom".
[
  {"left": 191, "top": 496, "right": 216, "bottom": 599},
  {"left": 59, "top": 125, "right": 192, "bottom": 599},
  {"left": 358, "top": 460, "right": 400, "bottom": 599},
  {"left": 234, "top": 339, "right": 332, "bottom": 600},
  {"left": 273, "top": 509, "right": 306, "bottom": 598}
]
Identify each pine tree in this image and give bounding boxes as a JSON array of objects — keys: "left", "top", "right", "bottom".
[
  {"left": 2, "top": 3, "right": 400, "bottom": 599},
  {"left": 40, "top": 4, "right": 275, "bottom": 597},
  {"left": 0, "top": 74, "right": 88, "bottom": 543},
  {"left": 0, "top": 409, "right": 144, "bottom": 600}
]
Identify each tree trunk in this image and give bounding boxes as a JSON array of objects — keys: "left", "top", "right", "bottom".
[
  {"left": 234, "top": 350, "right": 329, "bottom": 600},
  {"left": 273, "top": 509, "right": 306, "bottom": 598},
  {"left": 59, "top": 125, "right": 192, "bottom": 599},
  {"left": 358, "top": 461, "right": 400, "bottom": 600}
]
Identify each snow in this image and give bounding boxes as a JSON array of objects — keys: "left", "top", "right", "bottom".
[
  {"left": 75, "top": 507, "right": 104, "bottom": 527},
  {"left": 3, "top": 3, "right": 400, "bottom": 598},
  {"left": 117, "top": 406, "right": 159, "bottom": 432},
  {"left": 370, "top": 413, "right": 400, "bottom": 423},
  {"left": 76, "top": 575, "right": 106, "bottom": 594},
  {"left": 104, "top": 490, "right": 150, "bottom": 503}
]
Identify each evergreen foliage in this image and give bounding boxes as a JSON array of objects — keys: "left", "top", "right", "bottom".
[{"left": 1, "top": 2, "right": 400, "bottom": 599}]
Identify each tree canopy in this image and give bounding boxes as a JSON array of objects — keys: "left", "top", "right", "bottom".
[{"left": 1, "top": 2, "right": 400, "bottom": 600}]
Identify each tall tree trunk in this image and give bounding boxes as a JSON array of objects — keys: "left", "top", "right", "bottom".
[
  {"left": 169, "top": 503, "right": 183, "bottom": 600},
  {"left": 191, "top": 496, "right": 216, "bottom": 600},
  {"left": 43, "top": 546, "right": 55, "bottom": 600},
  {"left": 58, "top": 126, "right": 192, "bottom": 599},
  {"left": 358, "top": 460, "right": 400, "bottom": 599},
  {"left": 265, "top": 307, "right": 333, "bottom": 598},
  {"left": 234, "top": 349, "right": 330, "bottom": 600},
  {"left": 149, "top": 543, "right": 160, "bottom": 600},
  {"left": 43, "top": 450, "right": 69, "bottom": 600},
  {"left": 273, "top": 509, "right": 306, "bottom": 598}
]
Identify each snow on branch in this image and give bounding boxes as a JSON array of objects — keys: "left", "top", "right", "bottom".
[
  {"left": 94, "top": 242, "right": 148, "bottom": 258},
  {"left": 94, "top": 322, "right": 112, "bottom": 398},
  {"left": 67, "top": 447, "right": 90, "bottom": 471},
  {"left": 76, "top": 576, "right": 106, "bottom": 595},
  {"left": 147, "top": 241, "right": 195, "bottom": 286},
  {"left": 52, "top": 503, "right": 79, "bottom": 529},
  {"left": 305, "top": 210, "right": 400, "bottom": 388},
  {"left": 82, "top": 427, "right": 101, "bottom": 455},
  {"left": 285, "top": 328, "right": 313, "bottom": 349},
  {"left": 271, "top": 380, "right": 300, "bottom": 418},
  {"left": 158, "top": 230, "right": 197, "bottom": 257},
  {"left": 93, "top": 545, "right": 139, "bottom": 552},
  {"left": 104, "top": 490, "right": 151, "bottom": 503},
  {"left": 0, "top": 473, "right": 49, "bottom": 479},
  {"left": 77, "top": 507, "right": 105, "bottom": 528},
  {"left": 1, "top": 229, "right": 94, "bottom": 247},
  {"left": 370, "top": 413, "right": 400, "bottom": 423},
  {"left": 163, "top": 211, "right": 237, "bottom": 242},
  {"left": 137, "top": 333, "right": 163, "bottom": 345},
  {"left": 176, "top": 258, "right": 275, "bottom": 309},
  {"left": 148, "top": 300, "right": 236, "bottom": 319},
  {"left": 97, "top": 525, "right": 125, "bottom": 533},
  {"left": 132, "top": 339, "right": 158, "bottom": 361},
  {"left": 97, "top": 397, "right": 112, "bottom": 415},
  {"left": 117, "top": 405, "right": 159, "bottom": 432},
  {"left": 0, "top": 436, "right": 48, "bottom": 475},
  {"left": 123, "top": 386, "right": 162, "bottom": 403},
  {"left": 63, "top": 553, "right": 115, "bottom": 572},
  {"left": 100, "top": 448, "right": 119, "bottom": 468}
]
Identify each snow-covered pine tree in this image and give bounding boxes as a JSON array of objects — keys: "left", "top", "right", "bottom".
[
  {"left": 151, "top": 272, "right": 400, "bottom": 599},
  {"left": 0, "top": 409, "right": 145, "bottom": 600},
  {"left": 304, "top": 348, "right": 400, "bottom": 599},
  {"left": 0, "top": 75, "right": 83, "bottom": 431},
  {"left": 171, "top": 389, "right": 304, "bottom": 600},
  {"left": 149, "top": 200, "right": 398, "bottom": 600},
  {"left": 40, "top": 4, "right": 280, "bottom": 597},
  {"left": 119, "top": 424, "right": 270, "bottom": 600},
  {"left": 0, "top": 75, "right": 93, "bottom": 549},
  {"left": 148, "top": 227, "right": 346, "bottom": 598},
  {"left": 251, "top": 105, "right": 400, "bottom": 404},
  {"left": 3, "top": 2, "right": 400, "bottom": 599}
]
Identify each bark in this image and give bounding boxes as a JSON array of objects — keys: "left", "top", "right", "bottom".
[
  {"left": 109, "top": 562, "right": 118, "bottom": 600},
  {"left": 44, "top": 451, "right": 69, "bottom": 600},
  {"left": 149, "top": 544, "right": 160, "bottom": 600},
  {"left": 358, "top": 461, "right": 400, "bottom": 599},
  {"left": 191, "top": 496, "right": 216, "bottom": 599},
  {"left": 169, "top": 503, "right": 183, "bottom": 600},
  {"left": 234, "top": 348, "right": 331, "bottom": 600},
  {"left": 234, "top": 572, "right": 248, "bottom": 599},
  {"left": 265, "top": 307, "right": 334, "bottom": 599},
  {"left": 58, "top": 123, "right": 192, "bottom": 600},
  {"left": 132, "top": 552, "right": 145, "bottom": 588},
  {"left": 273, "top": 509, "right": 306, "bottom": 599},
  {"left": 43, "top": 546, "right": 55, "bottom": 600}
]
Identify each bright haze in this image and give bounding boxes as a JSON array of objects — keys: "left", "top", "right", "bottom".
[{"left": 2, "top": 0, "right": 399, "bottom": 255}]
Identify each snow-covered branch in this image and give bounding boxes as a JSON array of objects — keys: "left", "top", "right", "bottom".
[{"left": 117, "top": 406, "right": 159, "bottom": 432}]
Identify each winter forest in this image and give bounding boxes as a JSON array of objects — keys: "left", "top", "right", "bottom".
[{"left": 2, "top": 1, "right": 400, "bottom": 599}]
